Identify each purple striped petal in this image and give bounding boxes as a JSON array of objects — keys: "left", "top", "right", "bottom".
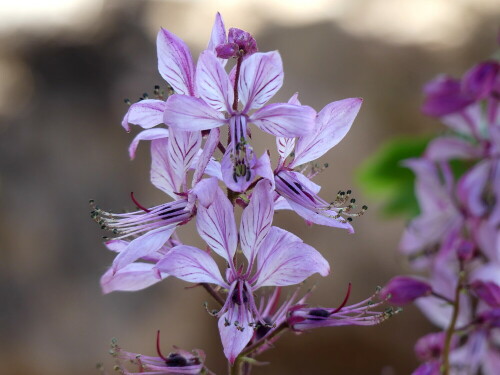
[
  {"left": 254, "top": 151, "right": 274, "bottom": 188},
  {"left": 240, "top": 180, "right": 274, "bottom": 263},
  {"left": 291, "top": 98, "right": 362, "bottom": 167},
  {"left": 276, "top": 137, "right": 296, "bottom": 162},
  {"left": 164, "top": 94, "right": 226, "bottom": 131},
  {"left": 166, "top": 129, "right": 201, "bottom": 190},
  {"left": 218, "top": 305, "right": 254, "bottom": 364},
  {"left": 150, "top": 138, "right": 178, "bottom": 198},
  {"left": 192, "top": 128, "right": 221, "bottom": 185},
  {"left": 157, "top": 28, "right": 195, "bottom": 96},
  {"left": 425, "top": 136, "right": 480, "bottom": 161},
  {"left": 190, "top": 177, "right": 219, "bottom": 208},
  {"left": 254, "top": 226, "right": 330, "bottom": 288},
  {"left": 121, "top": 99, "right": 165, "bottom": 131},
  {"left": 196, "top": 50, "right": 233, "bottom": 111},
  {"left": 101, "top": 263, "right": 166, "bottom": 294},
  {"left": 239, "top": 51, "right": 283, "bottom": 111},
  {"left": 112, "top": 225, "right": 176, "bottom": 273},
  {"left": 250, "top": 103, "right": 315, "bottom": 138},
  {"left": 207, "top": 12, "right": 228, "bottom": 68},
  {"left": 196, "top": 187, "right": 237, "bottom": 262},
  {"left": 156, "top": 245, "right": 227, "bottom": 287},
  {"left": 128, "top": 128, "right": 169, "bottom": 160}
]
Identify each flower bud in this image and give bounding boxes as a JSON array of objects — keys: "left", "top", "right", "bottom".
[{"left": 380, "top": 276, "right": 432, "bottom": 305}]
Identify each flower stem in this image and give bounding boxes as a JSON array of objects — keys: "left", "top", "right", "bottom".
[
  {"left": 441, "top": 269, "right": 464, "bottom": 375},
  {"left": 201, "top": 283, "right": 225, "bottom": 306},
  {"left": 232, "top": 55, "right": 243, "bottom": 111}
]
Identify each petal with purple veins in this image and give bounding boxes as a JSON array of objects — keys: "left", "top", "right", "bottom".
[
  {"left": 112, "top": 225, "right": 176, "bottom": 273},
  {"left": 240, "top": 179, "right": 274, "bottom": 263},
  {"left": 166, "top": 129, "right": 201, "bottom": 190},
  {"left": 156, "top": 245, "right": 227, "bottom": 287},
  {"left": 196, "top": 50, "right": 233, "bottom": 112},
  {"left": 150, "top": 138, "right": 179, "bottom": 198},
  {"left": 207, "top": 12, "right": 227, "bottom": 67},
  {"left": 164, "top": 94, "right": 227, "bottom": 131},
  {"left": 291, "top": 98, "right": 362, "bottom": 167},
  {"left": 218, "top": 305, "right": 254, "bottom": 364},
  {"left": 129, "top": 128, "right": 169, "bottom": 160},
  {"left": 196, "top": 187, "right": 237, "bottom": 262},
  {"left": 254, "top": 227, "right": 330, "bottom": 288},
  {"left": 239, "top": 51, "right": 283, "bottom": 111},
  {"left": 121, "top": 99, "right": 165, "bottom": 131},
  {"left": 101, "top": 263, "right": 167, "bottom": 294},
  {"left": 157, "top": 28, "right": 196, "bottom": 96},
  {"left": 250, "top": 103, "right": 315, "bottom": 138},
  {"left": 192, "top": 128, "right": 221, "bottom": 185}
]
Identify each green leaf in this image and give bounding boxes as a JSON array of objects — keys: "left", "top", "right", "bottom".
[{"left": 356, "top": 136, "right": 431, "bottom": 218}]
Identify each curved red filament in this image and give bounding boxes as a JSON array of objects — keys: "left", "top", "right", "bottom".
[
  {"left": 331, "top": 282, "right": 352, "bottom": 315},
  {"left": 156, "top": 330, "right": 168, "bottom": 361},
  {"left": 130, "top": 192, "right": 151, "bottom": 213}
]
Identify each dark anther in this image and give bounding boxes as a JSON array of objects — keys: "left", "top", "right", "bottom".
[
  {"left": 165, "top": 353, "right": 188, "bottom": 367},
  {"left": 346, "top": 190, "right": 352, "bottom": 195},
  {"left": 142, "top": 92, "right": 149, "bottom": 99},
  {"left": 124, "top": 98, "right": 131, "bottom": 105},
  {"left": 308, "top": 308, "right": 330, "bottom": 320},
  {"left": 255, "top": 317, "right": 273, "bottom": 340},
  {"left": 350, "top": 198, "right": 356, "bottom": 204},
  {"left": 347, "top": 217, "right": 353, "bottom": 222},
  {"left": 362, "top": 205, "right": 368, "bottom": 210},
  {"left": 154, "top": 85, "right": 160, "bottom": 90}
]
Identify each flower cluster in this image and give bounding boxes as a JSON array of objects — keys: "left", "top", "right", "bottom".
[
  {"left": 381, "top": 54, "right": 500, "bottom": 374},
  {"left": 94, "top": 13, "right": 395, "bottom": 374}
]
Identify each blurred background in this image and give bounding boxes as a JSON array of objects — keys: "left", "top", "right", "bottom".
[{"left": 1, "top": 0, "right": 499, "bottom": 374}]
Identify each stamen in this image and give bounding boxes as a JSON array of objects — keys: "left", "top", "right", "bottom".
[
  {"left": 156, "top": 330, "right": 168, "bottom": 361},
  {"left": 331, "top": 283, "right": 352, "bottom": 314},
  {"left": 130, "top": 192, "right": 151, "bottom": 213}
]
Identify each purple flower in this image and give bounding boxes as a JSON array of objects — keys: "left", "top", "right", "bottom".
[
  {"left": 163, "top": 45, "right": 316, "bottom": 191},
  {"left": 273, "top": 95, "right": 364, "bottom": 232},
  {"left": 288, "top": 286, "right": 399, "bottom": 331},
  {"left": 91, "top": 137, "right": 219, "bottom": 276},
  {"left": 156, "top": 180, "right": 329, "bottom": 363},
  {"left": 399, "top": 159, "right": 462, "bottom": 265},
  {"left": 109, "top": 335, "right": 208, "bottom": 375},
  {"left": 121, "top": 12, "right": 227, "bottom": 137},
  {"left": 380, "top": 276, "right": 432, "bottom": 305}
]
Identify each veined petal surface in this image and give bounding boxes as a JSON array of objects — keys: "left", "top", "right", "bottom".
[{"left": 157, "top": 28, "right": 196, "bottom": 96}]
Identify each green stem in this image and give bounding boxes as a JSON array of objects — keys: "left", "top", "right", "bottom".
[{"left": 441, "top": 270, "right": 464, "bottom": 374}]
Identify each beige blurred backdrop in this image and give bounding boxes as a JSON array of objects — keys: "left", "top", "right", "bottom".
[{"left": 1, "top": 1, "right": 499, "bottom": 374}]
